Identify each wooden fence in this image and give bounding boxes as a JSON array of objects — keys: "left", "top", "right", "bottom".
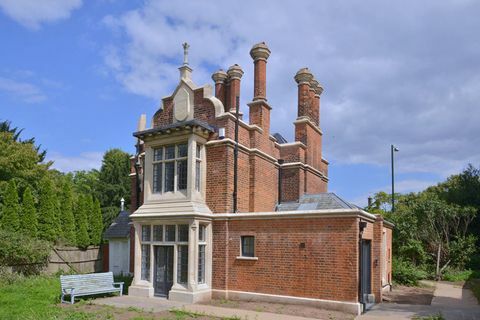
[{"left": 47, "top": 245, "right": 104, "bottom": 274}]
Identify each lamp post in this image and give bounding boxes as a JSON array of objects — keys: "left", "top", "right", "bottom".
[{"left": 391, "top": 144, "right": 399, "bottom": 212}]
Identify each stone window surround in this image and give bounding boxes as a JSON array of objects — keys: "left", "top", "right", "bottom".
[
  {"left": 152, "top": 143, "right": 188, "bottom": 194},
  {"left": 133, "top": 219, "right": 213, "bottom": 296},
  {"left": 143, "top": 133, "right": 207, "bottom": 203}
]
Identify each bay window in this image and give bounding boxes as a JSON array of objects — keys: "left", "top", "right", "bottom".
[{"left": 153, "top": 143, "right": 188, "bottom": 193}]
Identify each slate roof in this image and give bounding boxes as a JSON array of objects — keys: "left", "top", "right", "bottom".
[
  {"left": 273, "top": 132, "right": 288, "bottom": 144},
  {"left": 103, "top": 211, "right": 131, "bottom": 239},
  {"left": 277, "top": 193, "right": 357, "bottom": 211},
  {"left": 133, "top": 119, "right": 215, "bottom": 139}
]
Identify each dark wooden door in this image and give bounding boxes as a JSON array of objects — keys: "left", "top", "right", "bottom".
[
  {"left": 154, "top": 246, "right": 174, "bottom": 297},
  {"left": 361, "top": 240, "right": 372, "bottom": 302}
]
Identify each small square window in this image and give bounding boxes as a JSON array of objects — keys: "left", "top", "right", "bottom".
[
  {"left": 178, "top": 224, "right": 189, "bottom": 242},
  {"left": 165, "top": 225, "right": 176, "bottom": 242},
  {"left": 241, "top": 236, "right": 255, "bottom": 257},
  {"left": 141, "top": 225, "right": 151, "bottom": 242},
  {"left": 153, "top": 225, "right": 163, "bottom": 241}
]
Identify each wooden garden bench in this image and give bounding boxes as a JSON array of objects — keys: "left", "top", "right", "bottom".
[{"left": 60, "top": 272, "right": 123, "bottom": 304}]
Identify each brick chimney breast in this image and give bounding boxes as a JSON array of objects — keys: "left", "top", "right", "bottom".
[
  {"left": 226, "top": 64, "right": 244, "bottom": 112},
  {"left": 250, "top": 42, "right": 271, "bottom": 101},
  {"left": 212, "top": 69, "right": 228, "bottom": 107},
  {"left": 294, "top": 68, "right": 313, "bottom": 119}
]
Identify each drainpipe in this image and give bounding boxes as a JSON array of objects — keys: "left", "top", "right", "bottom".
[
  {"left": 359, "top": 220, "right": 367, "bottom": 312},
  {"left": 233, "top": 96, "right": 240, "bottom": 213},
  {"left": 277, "top": 159, "right": 284, "bottom": 205}
]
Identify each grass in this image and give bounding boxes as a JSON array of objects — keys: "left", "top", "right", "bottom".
[
  {"left": 442, "top": 269, "right": 480, "bottom": 282},
  {"left": 0, "top": 275, "right": 233, "bottom": 320},
  {"left": 412, "top": 314, "right": 445, "bottom": 320}
]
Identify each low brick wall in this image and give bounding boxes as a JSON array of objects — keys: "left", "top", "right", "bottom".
[{"left": 47, "top": 246, "right": 103, "bottom": 274}]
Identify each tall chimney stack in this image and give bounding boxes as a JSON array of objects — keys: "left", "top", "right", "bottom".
[
  {"left": 248, "top": 42, "right": 272, "bottom": 133},
  {"left": 250, "top": 42, "right": 271, "bottom": 101},
  {"left": 226, "top": 64, "right": 244, "bottom": 113},
  {"left": 294, "top": 68, "right": 313, "bottom": 120},
  {"left": 212, "top": 69, "right": 228, "bottom": 106},
  {"left": 311, "top": 78, "right": 324, "bottom": 127}
]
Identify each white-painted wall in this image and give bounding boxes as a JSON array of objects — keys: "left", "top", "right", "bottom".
[{"left": 109, "top": 238, "right": 130, "bottom": 275}]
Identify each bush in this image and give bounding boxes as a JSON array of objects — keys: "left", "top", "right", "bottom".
[
  {"left": 443, "top": 269, "right": 480, "bottom": 282},
  {"left": 393, "top": 257, "right": 428, "bottom": 286},
  {"left": 0, "top": 229, "right": 51, "bottom": 275}
]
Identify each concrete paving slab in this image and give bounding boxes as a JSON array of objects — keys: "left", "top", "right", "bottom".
[{"left": 183, "top": 304, "right": 323, "bottom": 320}]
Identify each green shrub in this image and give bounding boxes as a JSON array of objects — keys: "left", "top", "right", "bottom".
[
  {"left": 393, "top": 257, "right": 428, "bottom": 286},
  {"left": 443, "top": 269, "right": 480, "bottom": 281},
  {"left": 0, "top": 229, "right": 51, "bottom": 275},
  {"left": 114, "top": 273, "right": 133, "bottom": 295}
]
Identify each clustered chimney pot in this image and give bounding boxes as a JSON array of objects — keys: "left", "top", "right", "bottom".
[
  {"left": 227, "top": 64, "right": 244, "bottom": 80},
  {"left": 212, "top": 69, "right": 228, "bottom": 83},
  {"left": 294, "top": 68, "right": 313, "bottom": 84},
  {"left": 249, "top": 42, "right": 271, "bottom": 61}
]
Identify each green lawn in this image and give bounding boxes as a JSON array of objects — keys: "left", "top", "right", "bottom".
[{"left": 0, "top": 275, "right": 224, "bottom": 320}]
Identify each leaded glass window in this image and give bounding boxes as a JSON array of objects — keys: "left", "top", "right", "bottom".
[
  {"left": 141, "top": 244, "right": 150, "bottom": 281},
  {"left": 178, "top": 224, "right": 189, "bottom": 242},
  {"left": 198, "top": 244, "right": 206, "bottom": 284},
  {"left": 141, "top": 225, "right": 151, "bottom": 242},
  {"left": 152, "top": 143, "right": 189, "bottom": 194},
  {"left": 153, "top": 225, "right": 163, "bottom": 241},
  {"left": 177, "top": 245, "right": 188, "bottom": 284},
  {"left": 241, "top": 236, "right": 255, "bottom": 257},
  {"left": 165, "top": 225, "right": 176, "bottom": 242}
]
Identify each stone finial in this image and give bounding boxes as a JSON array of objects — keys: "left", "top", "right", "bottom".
[
  {"left": 227, "top": 64, "right": 244, "bottom": 80},
  {"left": 212, "top": 69, "right": 228, "bottom": 84},
  {"left": 250, "top": 42, "right": 271, "bottom": 61},
  {"left": 182, "top": 42, "right": 190, "bottom": 65},
  {"left": 294, "top": 68, "right": 313, "bottom": 85}
]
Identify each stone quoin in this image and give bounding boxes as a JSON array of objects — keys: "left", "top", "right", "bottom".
[{"left": 127, "top": 42, "right": 393, "bottom": 315}]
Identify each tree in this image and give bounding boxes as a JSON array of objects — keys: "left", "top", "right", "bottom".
[
  {"left": 0, "top": 180, "right": 20, "bottom": 232},
  {"left": 60, "top": 181, "right": 76, "bottom": 244},
  {"left": 37, "top": 178, "right": 59, "bottom": 241},
  {"left": 97, "top": 149, "right": 131, "bottom": 228},
  {"left": 89, "top": 198, "right": 103, "bottom": 245},
  {"left": 75, "top": 195, "right": 90, "bottom": 248},
  {"left": 20, "top": 186, "right": 37, "bottom": 237},
  {"left": 0, "top": 130, "right": 49, "bottom": 192}
]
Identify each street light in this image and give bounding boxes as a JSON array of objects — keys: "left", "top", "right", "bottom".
[{"left": 391, "top": 144, "right": 399, "bottom": 212}]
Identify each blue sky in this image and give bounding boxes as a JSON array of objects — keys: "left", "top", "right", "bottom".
[{"left": 1, "top": 0, "right": 479, "bottom": 206}]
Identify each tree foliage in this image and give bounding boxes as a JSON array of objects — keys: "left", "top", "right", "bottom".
[
  {"left": 97, "top": 149, "right": 131, "bottom": 227},
  {"left": 75, "top": 195, "right": 90, "bottom": 249},
  {"left": 370, "top": 164, "right": 480, "bottom": 282},
  {"left": 0, "top": 180, "right": 20, "bottom": 232},
  {"left": 89, "top": 198, "right": 103, "bottom": 245},
  {"left": 60, "top": 181, "right": 76, "bottom": 244},
  {"left": 20, "top": 187, "right": 37, "bottom": 237},
  {"left": 37, "top": 178, "right": 59, "bottom": 242}
]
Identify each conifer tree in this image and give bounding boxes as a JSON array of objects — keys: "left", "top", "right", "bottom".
[
  {"left": 20, "top": 186, "right": 37, "bottom": 237},
  {"left": 89, "top": 198, "right": 103, "bottom": 245},
  {"left": 75, "top": 195, "right": 90, "bottom": 248},
  {"left": 60, "top": 182, "right": 76, "bottom": 244},
  {"left": 0, "top": 180, "right": 20, "bottom": 232},
  {"left": 37, "top": 178, "right": 58, "bottom": 241}
]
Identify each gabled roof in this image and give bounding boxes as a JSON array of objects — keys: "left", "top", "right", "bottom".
[
  {"left": 277, "top": 193, "right": 358, "bottom": 211},
  {"left": 103, "top": 210, "right": 131, "bottom": 239}
]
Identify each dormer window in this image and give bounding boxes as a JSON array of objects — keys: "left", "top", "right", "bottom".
[{"left": 153, "top": 143, "right": 188, "bottom": 193}]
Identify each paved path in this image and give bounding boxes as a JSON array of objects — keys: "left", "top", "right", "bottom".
[
  {"left": 356, "top": 281, "right": 480, "bottom": 320},
  {"left": 94, "top": 296, "right": 323, "bottom": 320}
]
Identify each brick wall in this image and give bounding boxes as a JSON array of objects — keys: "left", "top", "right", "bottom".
[{"left": 212, "top": 217, "right": 359, "bottom": 302}]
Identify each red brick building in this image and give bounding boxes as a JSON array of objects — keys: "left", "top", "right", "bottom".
[{"left": 128, "top": 42, "right": 393, "bottom": 315}]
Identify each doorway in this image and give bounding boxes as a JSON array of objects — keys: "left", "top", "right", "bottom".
[
  {"left": 154, "top": 246, "right": 174, "bottom": 297},
  {"left": 361, "top": 240, "right": 372, "bottom": 303}
]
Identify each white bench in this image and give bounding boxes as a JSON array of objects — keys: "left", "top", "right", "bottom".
[{"left": 60, "top": 272, "right": 123, "bottom": 304}]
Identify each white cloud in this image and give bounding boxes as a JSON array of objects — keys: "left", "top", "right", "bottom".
[
  {"left": 0, "top": 77, "right": 46, "bottom": 103},
  {"left": 0, "top": 0, "right": 82, "bottom": 30},
  {"left": 47, "top": 151, "right": 103, "bottom": 172},
  {"left": 102, "top": 0, "right": 480, "bottom": 178}
]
